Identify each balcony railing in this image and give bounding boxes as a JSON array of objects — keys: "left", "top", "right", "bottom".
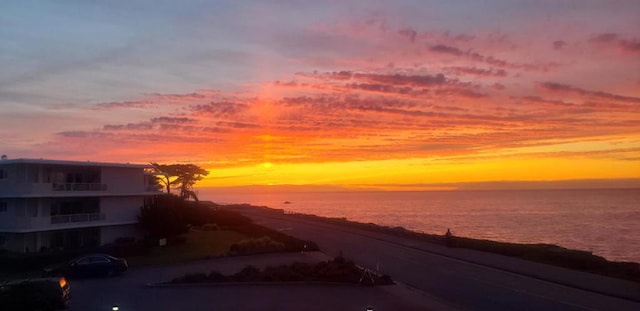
[
  {"left": 52, "top": 183, "right": 107, "bottom": 192},
  {"left": 51, "top": 213, "right": 106, "bottom": 224}
]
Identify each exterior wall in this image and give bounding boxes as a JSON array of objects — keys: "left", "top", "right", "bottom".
[
  {"left": 0, "top": 233, "right": 23, "bottom": 252},
  {"left": 0, "top": 159, "right": 152, "bottom": 253},
  {"left": 0, "top": 162, "right": 152, "bottom": 198},
  {"left": 100, "top": 196, "right": 144, "bottom": 224},
  {"left": 0, "top": 196, "right": 142, "bottom": 233},
  {"left": 101, "top": 166, "right": 146, "bottom": 194},
  {"left": 100, "top": 224, "right": 141, "bottom": 245},
  {"left": 0, "top": 225, "right": 140, "bottom": 253}
]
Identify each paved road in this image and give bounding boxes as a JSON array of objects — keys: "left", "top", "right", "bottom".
[
  {"left": 231, "top": 205, "right": 640, "bottom": 311},
  {"left": 69, "top": 252, "right": 438, "bottom": 310}
]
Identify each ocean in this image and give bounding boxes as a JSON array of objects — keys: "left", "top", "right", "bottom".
[{"left": 198, "top": 188, "right": 640, "bottom": 263}]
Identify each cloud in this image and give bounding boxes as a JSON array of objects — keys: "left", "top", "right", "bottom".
[
  {"left": 397, "top": 28, "right": 417, "bottom": 43},
  {"left": 590, "top": 33, "right": 640, "bottom": 54},
  {"left": 93, "top": 100, "right": 157, "bottom": 110},
  {"left": 429, "top": 44, "right": 557, "bottom": 72},
  {"left": 538, "top": 82, "right": 640, "bottom": 103},
  {"left": 190, "top": 101, "right": 250, "bottom": 117},
  {"left": 552, "top": 40, "right": 566, "bottom": 50},
  {"left": 354, "top": 73, "right": 447, "bottom": 87},
  {"left": 445, "top": 67, "right": 507, "bottom": 77},
  {"left": 429, "top": 44, "right": 464, "bottom": 56}
]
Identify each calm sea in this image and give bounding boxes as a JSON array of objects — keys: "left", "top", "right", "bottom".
[{"left": 198, "top": 188, "right": 640, "bottom": 263}]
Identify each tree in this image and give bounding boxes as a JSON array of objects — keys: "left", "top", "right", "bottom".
[
  {"left": 138, "top": 195, "right": 188, "bottom": 239},
  {"left": 150, "top": 163, "right": 209, "bottom": 201}
]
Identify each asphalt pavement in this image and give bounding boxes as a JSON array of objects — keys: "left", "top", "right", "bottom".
[
  {"left": 230, "top": 205, "right": 640, "bottom": 311},
  {"left": 69, "top": 252, "right": 441, "bottom": 310}
]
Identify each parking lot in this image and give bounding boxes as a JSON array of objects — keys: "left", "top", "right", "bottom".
[{"left": 69, "top": 252, "right": 436, "bottom": 311}]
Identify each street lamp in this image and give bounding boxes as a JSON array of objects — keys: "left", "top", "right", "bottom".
[{"left": 112, "top": 306, "right": 119, "bottom": 311}]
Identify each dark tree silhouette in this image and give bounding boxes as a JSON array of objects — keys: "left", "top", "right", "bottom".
[
  {"left": 150, "top": 163, "right": 209, "bottom": 201},
  {"left": 138, "top": 195, "right": 188, "bottom": 239}
]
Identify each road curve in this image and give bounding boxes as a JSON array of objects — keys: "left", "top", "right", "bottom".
[{"left": 231, "top": 205, "right": 640, "bottom": 311}]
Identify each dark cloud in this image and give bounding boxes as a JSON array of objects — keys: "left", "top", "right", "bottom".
[
  {"left": 591, "top": 33, "right": 619, "bottom": 43},
  {"left": 445, "top": 67, "right": 507, "bottom": 77},
  {"left": 150, "top": 117, "right": 196, "bottom": 124},
  {"left": 274, "top": 80, "right": 299, "bottom": 87},
  {"left": 216, "top": 121, "right": 261, "bottom": 129},
  {"left": 93, "top": 100, "right": 155, "bottom": 110},
  {"left": 429, "top": 44, "right": 465, "bottom": 56},
  {"left": 104, "top": 123, "right": 153, "bottom": 131},
  {"left": 151, "top": 92, "right": 208, "bottom": 100},
  {"left": 430, "top": 44, "right": 557, "bottom": 72},
  {"left": 539, "top": 82, "right": 640, "bottom": 103},
  {"left": 553, "top": 40, "right": 566, "bottom": 50},
  {"left": 347, "top": 83, "right": 413, "bottom": 94},
  {"left": 398, "top": 28, "right": 417, "bottom": 43},
  {"left": 434, "top": 88, "right": 487, "bottom": 98},
  {"left": 190, "top": 101, "right": 249, "bottom": 117},
  {"left": 518, "top": 96, "right": 574, "bottom": 107},
  {"left": 590, "top": 33, "right": 640, "bottom": 54},
  {"left": 354, "top": 73, "right": 447, "bottom": 87},
  {"left": 57, "top": 131, "right": 91, "bottom": 138},
  {"left": 453, "top": 34, "right": 475, "bottom": 42}
]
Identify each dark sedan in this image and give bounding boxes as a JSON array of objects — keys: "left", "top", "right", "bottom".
[{"left": 51, "top": 253, "right": 128, "bottom": 278}]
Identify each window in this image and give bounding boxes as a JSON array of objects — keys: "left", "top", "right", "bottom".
[
  {"left": 0, "top": 201, "right": 7, "bottom": 213},
  {"left": 77, "top": 255, "right": 109, "bottom": 265},
  {"left": 0, "top": 168, "right": 7, "bottom": 180}
]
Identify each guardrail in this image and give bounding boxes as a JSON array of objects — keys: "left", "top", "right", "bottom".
[
  {"left": 51, "top": 213, "right": 106, "bottom": 224},
  {"left": 52, "top": 183, "right": 107, "bottom": 191}
]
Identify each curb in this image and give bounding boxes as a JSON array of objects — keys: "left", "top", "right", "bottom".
[{"left": 145, "top": 281, "right": 389, "bottom": 288}]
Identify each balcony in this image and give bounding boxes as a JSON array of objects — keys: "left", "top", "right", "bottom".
[
  {"left": 52, "top": 183, "right": 107, "bottom": 192},
  {"left": 51, "top": 213, "right": 106, "bottom": 224}
]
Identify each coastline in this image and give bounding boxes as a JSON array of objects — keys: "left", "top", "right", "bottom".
[
  {"left": 198, "top": 188, "right": 640, "bottom": 264},
  {"left": 205, "top": 201, "right": 640, "bottom": 284}
]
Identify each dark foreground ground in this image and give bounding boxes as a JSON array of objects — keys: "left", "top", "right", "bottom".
[
  {"left": 70, "top": 252, "right": 439, "bottom": 310},
  {"left": 227, "top": 204, "right": 640, "bottom": 311},
  {"left": 70, "top": 203, "right": 640, "bottom": 310}
]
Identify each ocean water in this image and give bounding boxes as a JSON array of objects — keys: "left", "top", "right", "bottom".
[{"left": 198, "top": 188, "right": 640, "bottom": 263}]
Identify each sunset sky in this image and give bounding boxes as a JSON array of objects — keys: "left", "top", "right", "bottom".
[{"left": 1, "top": 1, "right": 639, "bottom": 189}]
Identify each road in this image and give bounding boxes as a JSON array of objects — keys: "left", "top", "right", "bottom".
[
  {"left": 69, "top": 252, "right": 438, "bottom": 310},
  {"left": 232, "top": 205, "right": 640, "bottom": 311}
]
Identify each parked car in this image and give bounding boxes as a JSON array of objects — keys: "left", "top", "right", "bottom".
[
  {"left": 47, "top": 253, "right": 128, "bottom": 278},
  {"left": 0, "top": 277, "right": 70, "bottom": 311}
]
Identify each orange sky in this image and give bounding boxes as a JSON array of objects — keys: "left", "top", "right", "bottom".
[{"left": 1, "top": 1, "right": 639, "bottom": 190}]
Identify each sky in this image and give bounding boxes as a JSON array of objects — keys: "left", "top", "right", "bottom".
[{"left": 1, "top": 0, "right": 639, "bottom": 190}]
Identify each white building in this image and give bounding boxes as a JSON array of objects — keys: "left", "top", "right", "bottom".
[{"left": 0, "top": 158, "right": 158, "bottom": 253}]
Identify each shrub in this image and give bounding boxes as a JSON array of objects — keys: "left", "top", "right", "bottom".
[
  {"left": 202, "top": 224, "right": 219, "bottom": 231},
  {"left": 169, "top": 257, "right": 394, "bottom": 285},
  {"left": 229, "top": 236, "right": 286, "bottom": 255},
  {"left": 114, "top": 237, "right": 136, "bottom": 245},
  {"left": 172, "top": 273, "right": 208, "bottom": 283},
  {"left": 138, "top": 195, "right": 189, "bottom": 239},
  {"left": 232, "top": 265, "right": 261, "bottom": 281}
]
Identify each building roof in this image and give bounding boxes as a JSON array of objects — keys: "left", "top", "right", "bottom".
[{"left": 0, "top": 158, "right": 150, "bottom": 169}]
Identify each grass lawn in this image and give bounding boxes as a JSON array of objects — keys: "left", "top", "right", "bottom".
[{"left": 127, "top": 230, "right": 247, "bottom": 266}]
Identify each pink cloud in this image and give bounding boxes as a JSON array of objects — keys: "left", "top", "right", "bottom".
[{"left": 590, "top": 33, "right": 640, "bottom": 55}]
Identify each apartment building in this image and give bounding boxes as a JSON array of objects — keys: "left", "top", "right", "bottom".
[{"left": 0, "top": 158, "right": 158, "bottom": 253}]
